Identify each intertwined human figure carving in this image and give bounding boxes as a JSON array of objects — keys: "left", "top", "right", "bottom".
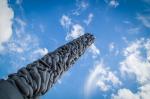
[{"left": 0, "top": 33, "right": 95, "bottom": 99}]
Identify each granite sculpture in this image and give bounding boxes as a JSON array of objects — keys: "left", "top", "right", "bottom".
[{"left": 0, "top": 33, "right": 95, "bottom": 99}]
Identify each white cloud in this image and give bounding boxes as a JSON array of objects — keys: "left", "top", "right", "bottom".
[
  {"left": 0, "top": 0, "right": 47, "bottom": 72},
  {"left": 137, "top": 14, "right": 150, "bottom": 28},
  {"left": 65, "top": 24, "right": 84, "bottom": 40},
  {"left": 6, "top": 32, "right": 41, "bottom": 71},
  {"left": 33, "top": 48, "right": 48, "bottom": 56},
  {"left": 79, "top": 1, "right": 88, "bottom": 9},
  {"left": 60, "top": 15, "right": 72, "bottom": 29},
  {"left": 104, "top": 0, "right": 119, "bottom": 8},
  {"left": 72, "top": 0, "right": 89, "bottom": 16},
  {"left": 0, "top": 0, "right": 14, "bottom": 51},
  {"left": 112, "top": 88, "right": 139, "bottom": 99},
  {"left": 120, "top": 38, "right": 150, "bottom": 84},
  {"left": 15, "top": 17, "right": 26, "bottom": 35},
  {"left": 84, "top": 61, "right": 121, "bottom": 96},
  {"left": 112, "top": 84, "right": 150, "bottom": 99},
  {"left": 112, "top": 38, "right": 150, "bottom": 99},
  {"left": 139, "top": 84, "right": 150, "bottom": 98},
  {"left": 7, "top": 32, "right": 38, "bottom": 53},
  {"left": 109, "top": 0, "right": 119, "bottom": 8},
  {"left": 89, "top": 44, "right": 100, "bottom": 58},
  {"left": 84, "top": 13, "right": 94, "bottom": 25},
  {"left": 16, "top": 17, "right": 26, "bottom": 27}
]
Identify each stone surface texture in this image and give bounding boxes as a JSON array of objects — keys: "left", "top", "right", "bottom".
[{"left": 2, "top": 33, "right": 94, "bottom": 99}]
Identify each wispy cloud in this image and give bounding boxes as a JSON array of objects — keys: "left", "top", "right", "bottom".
[
  {"left": 109, "top": 0, "right": 119, "bottom": 8},
  {"left": 127, "top": 27, "right": 141, "bottom": 34},
  {"left": 109, "top": 42, "right": 119, "bottom": 56},
  {"left": 72, "top": 0, "right": 89, "bottom": 16},
  {"left": 137, "top": 14, "right": 150, "bottom": 28},
  {"left": 4, "top": 17, "right": 49, "bottom": 71},
  {"left": 89, "top": 44, "right": 100, "bottom": 58},
  {"left": 60, "top": 1, "right": 99, "bottom": 59},
  {"left": 79, "top": 1, "right": 89, "bottom": 9},
  {"left": 65, "top": 24, "right": 84, "bottom": 40},
  {"left": 60, "top": 15, "right": 72, "bottom": 29},
  {"left": 105, "top": 0, "right": 119, "bottom": 8},
  {"left": 84, "top": 13, "right": 94, "bottom": 25},
  {"left": 84, "top": 61, "right": 122, "bottom": 97},
  {"left": 15, "top": 17, "right": 26, "bottom": 34},
  {"left": 0, "top": 0, "right": 14, "bottom": 51}
]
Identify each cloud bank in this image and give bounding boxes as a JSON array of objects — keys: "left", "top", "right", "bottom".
[{"left": 113, "top": 38, "right": 150, "bottom": 99}]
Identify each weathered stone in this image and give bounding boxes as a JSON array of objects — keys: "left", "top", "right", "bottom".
[{"left": 0, "top": 33, "right": 95, "bottom": 99}]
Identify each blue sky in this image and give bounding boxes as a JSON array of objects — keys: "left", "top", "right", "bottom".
[{"left": 0, "top": 0, "right": 150, "bottom": 99}]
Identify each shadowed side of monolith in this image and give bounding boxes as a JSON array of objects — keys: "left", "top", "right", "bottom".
[{"left": 0, "top": 33, "right": 95, "bottom": 99}]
